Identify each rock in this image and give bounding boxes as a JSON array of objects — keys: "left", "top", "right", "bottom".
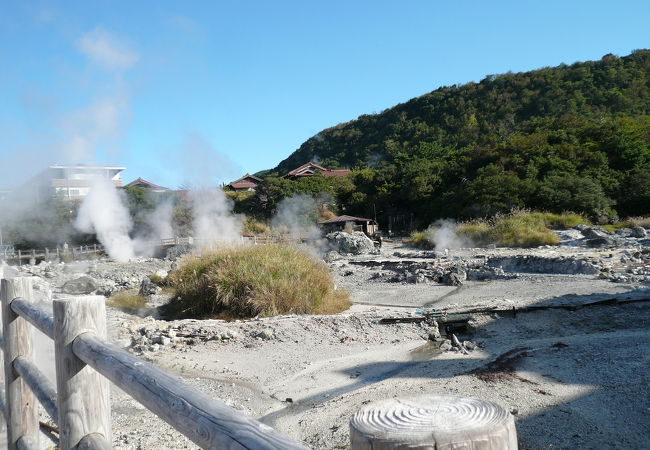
[
  {"left": 439, "top": 340, "right": 452, "bottom": 351},
  {"left": 463, "top": 341, "right": 476, "bottom": 351},
  {"left": 444, "top": 267, "right": 466, "bottom": 286},
  {"left": 166, "top": 243, "right": 193, "bottom": 259},
  {"left": 324, "top": 251, "right": 341, "bottom": 262},
  {"left": 631, "top": 226, "right": 647, "bottom": 238},
  {"left": 139, "top": 276, "right": 161, "bottom": 296},
  {"left": 155, "top": 269, "right": 169, "bottom": 278},
  {"left": 586, "top": 237, "right": 615, "bottom": 248},
  {"left": 257, "top": 329, "right": 275, "bottom": 340},
  {"left": 580, "top": 227, "right": 610, "bottom": 239},
  {"left": 61, "top": 276, "right": 98, "bottom": 295},
  {"left": 153, "top": 336, "right": 171, "bottom": 346},
  {"left": 326, "top": 231, "right": 376, "bottom": 255}
]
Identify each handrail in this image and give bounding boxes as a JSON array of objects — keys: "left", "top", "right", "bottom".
[
  {"left": 73, "top": 332, "right": 306, "bottom": 449},
  {"left": 10, "top": 299, "right": 54, "bottom": 339},
  {"left": 12, "top": 357, "right": 57, "bottom": 421},
  {"left": 0, "top": 277, "right": 306, "bottom": 449}
]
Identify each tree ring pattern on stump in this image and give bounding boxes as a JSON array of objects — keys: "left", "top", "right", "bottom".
[{"left": 350, "top": 395, "right": 516, "bottom": 449}]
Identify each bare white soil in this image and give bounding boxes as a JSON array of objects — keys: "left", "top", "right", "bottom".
[{"left": 5, "top": 238, "right": 650, "bottom": 449}]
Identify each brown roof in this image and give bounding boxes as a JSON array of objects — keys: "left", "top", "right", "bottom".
[
  {"left": 318, "top": 215, "right": 376, "bottom": 224},
  {"left": 124, "top": 177, "right": 169, "bottom": 191},
  {"left": 322, "top": 169, "right": 351, "bottom": 177},
  {"left": 285, "top": 162, "right": 351, "bottom": 178},
  {"left": 228, "top": 174, "right": 262, "bottom": 189},
  {"left": 286, "top": 162, "right": 328, "bottom": 177}
]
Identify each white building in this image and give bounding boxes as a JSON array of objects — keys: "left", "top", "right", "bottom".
[{"left": 28, "top": 164, "right": 126, "bottom": 202}]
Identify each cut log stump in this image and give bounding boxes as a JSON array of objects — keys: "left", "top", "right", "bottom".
[{"left": 350, "top": 395, "right": 517, "bottom": 450}]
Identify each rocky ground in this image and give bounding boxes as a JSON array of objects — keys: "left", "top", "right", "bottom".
[{"left": 4, "top": 225, "right": 650, "bottom": 449}]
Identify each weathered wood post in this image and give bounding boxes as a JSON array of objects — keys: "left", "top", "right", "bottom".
[
  {"left": 30, "top": 250, "right": 36, "bottom": 266},
  {"left": 1, "top": 277, "right": 40, "bottom": 449},
  {"left": 56, "top": 247, "right": 60, "bottom": 262},
  {"left": 45, "top": 248, "right": 50, "bottom": 261},
  {"left": 53, "top": 296, "right": 112, "bottom": 449},
  {"left": 93, "top": 244, "right": 97, "bottom": 252},
  {"left": 17, "top": 250, "right": 21, "bottom": 267},
  {"left": 71, "top": 247, "right": 76, "bottom": 261},
  {"left": 350, "top": 395, "right": 517, "bottom": 450}
]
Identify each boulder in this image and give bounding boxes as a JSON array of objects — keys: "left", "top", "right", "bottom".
[
  {"left": 631, "top": 226, "right": 647, "bottom": 238},
  {"left": 586, "top": 237, "right": 616, "bottom": 248},
  {"left": 139, "top": 276, "right": 161, "bottom": 296},
  {"left": 166, "top": 243, "right": 193, "bottom": 259},
  {"left": 61, "top": 276, "right": 98, "bottom": 295},
  {"left": 326, "top": 231, "right": 376, "bottom": 255},
  {"left": 580, "top": 227, "right": 610, "bottom": 239}
]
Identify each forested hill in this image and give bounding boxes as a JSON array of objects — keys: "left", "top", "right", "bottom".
[{"left": 267, "top": 50, "right": 650, "bottom": 223}]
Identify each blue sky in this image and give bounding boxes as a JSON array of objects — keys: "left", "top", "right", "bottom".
[{"left": 1, "top": 1, "right": 648, "bottom": 188}]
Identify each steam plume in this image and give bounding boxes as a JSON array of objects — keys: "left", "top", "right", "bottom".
[{"left": 75, "top": 178, "right": 135, "bottom": 261}]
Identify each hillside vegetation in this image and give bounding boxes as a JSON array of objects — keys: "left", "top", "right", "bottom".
[{"left": 258, "top": 50, "right": 650, "bottom": 226}]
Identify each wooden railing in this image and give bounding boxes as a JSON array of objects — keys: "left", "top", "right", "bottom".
[
  {"left": 3, "top": 235, "right": 313, "bottom": 266},
  {"left": 0, "top": 276, "right": 306, "bottom": 449},
  {"left": 4, "top": 245, "right": 104, "bottom": 266}
]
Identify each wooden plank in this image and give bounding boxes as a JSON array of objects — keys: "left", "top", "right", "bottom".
[
  {"left": 10, "top": 298, "right": 55, "bottom": 339},
  {"left": 1, "top": 277, "right": 40, "bottom": 449},
  {"left": 0, "top": 386, "right": 7, "bottom": 421},
  {"left": 13, "top": 356, "right": 58, "bottom": 422},
  {"left": 73, "top": 333, "right": 307, "bottom": 449},
  {"left": 350, "top": 395, "right": 517, "bottom": 450},
  {"left": 77, "top": 432, "right": 112, "bottom": 450},
  {"left": 15, "top": 435, "right": 39, "bottom": 450},
  {"left": 53, "top": 296, "right": 111, "bottom": 450}
]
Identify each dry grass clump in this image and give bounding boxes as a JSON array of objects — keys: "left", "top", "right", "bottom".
[
  {"left": 242, "top": 216, "right": 270, "bottom": 235},
  {"left": 602, "top": 216, "right": 650, "bottom": 232},
  {"left": 457, "top": 211, "right": 576, "bottom": 248},
  {"left": 626, "top": 216, "right": 650, "bottom": 228},
  {"left": 408, "top": 230, "right": 436, "bottom": 249},
  {"left": 161, "top": 244, "right": 350, "bottom": 320},
  {"left": 108, "top": 291, "right": 147, "bottom": 313}
]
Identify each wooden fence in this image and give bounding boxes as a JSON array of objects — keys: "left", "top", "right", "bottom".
[
  {"left": 0, "top": 276, "right": 307, "bottom": 449},
  {"left": 3, "top": 245, "right": 104, "bottom": 266},
  {"left": 2, "top": 235, "right": 314, "bottom": 267}
]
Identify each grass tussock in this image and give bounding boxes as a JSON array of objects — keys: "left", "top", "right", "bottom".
[
  {"left": 161, "top": 244, "right": 351, "bottom": 320},
  {"left": 456, "top": 210, "right": 587, "bottom": 248},
  {"left": 148, "top": 273, "right": 167, "bottom": 286},
  {"left": 408, "top": 230, "right": 435, "bottom": 249},
  {"left": 242, "top": 216, "right": 271, "bottom": 235},
  {"left": 108, "top": 291, "right": 147, "bottom": 313},
  {"left": 602, "top": 216, "right": 650, "bottom": 232}
]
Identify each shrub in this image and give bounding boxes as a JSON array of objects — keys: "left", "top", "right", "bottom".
[
  {"left": 242, "top": 216, "right": 270, "bottom": 235},
  {"left": 527, "top": 212, "right": 590, "bottom": 229},
  {"left": 457, "top": 211, "right": 562, "bottom": 248},
  {"left": 409, "top": 230, "right": 435, "bottom": 249},
  {"left": 148, "top": 273, "right": 167, "bottom": 287},
  {"left": 161, "top": 244, "right": 351, "bottom": 320},
  {"left": 627, "top": 216, "right": 650, "bottom": 228},
  {"left": 108, "top": 292, "right": 147, "bottom": 313}
]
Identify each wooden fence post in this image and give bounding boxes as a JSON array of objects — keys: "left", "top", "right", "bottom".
[
  {"left": 45, "top": 248, "right": 50, "bottom": 261},
  {"left": 17, "top": 250, "right": 21, "bottom": 267},
  {"left": 53, "top": 296, "right": 112, "bottom": 449},
  {"left": 350, "top": 395, "right": 517, "bottom": 450},
  {"left": 1, "top": 277, "right": 40, "bottom": 450}
]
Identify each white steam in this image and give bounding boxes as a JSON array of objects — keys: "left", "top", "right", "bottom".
[
  {"left": 271, "top": 194, "right": 323, "bottom": 239},
  {"left": 425, "top": 219, "right": 473, "bottom": 251},
  {"left": 133, "top": 199, "right": 175, "bottom": 256},
  {"left": 75, "top": 178, "right": 135, "bottom": 261},
  {"left": 190, "top": 188, "right": 242, "bottom": 244}
]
